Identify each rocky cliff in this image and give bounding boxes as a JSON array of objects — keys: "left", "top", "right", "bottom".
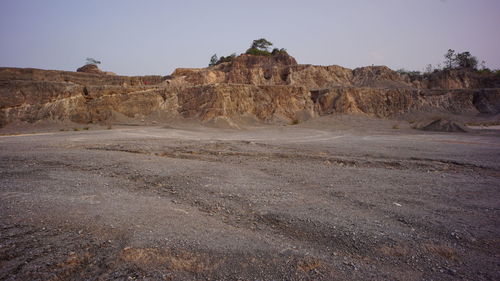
[{"left": 1, "top": 53, "right": 499, "bottom": 128}]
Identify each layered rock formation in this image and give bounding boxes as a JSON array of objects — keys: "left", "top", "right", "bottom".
[{"left": 1, "top": 53, "right": 499, "bottom": 128}]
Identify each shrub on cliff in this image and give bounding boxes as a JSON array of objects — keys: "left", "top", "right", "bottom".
[
  {"left": 217, "top": 53, "right": 236, "bottom": 64},
  {"left": 208, "top": 53, "right": 237, "bottom": 66},
  {"left": 209, "top": 54, "right": 218, "bottom": 66},
  {"left": 245, "top": 48, "right": 272, "bottom": 56},
  {"left": 249, "top": 38, "right": 273, "bottom": 51},
  {"left": 455, "top": 51, "right": 478, "bottom": 70},
  {"left": 443, "top": 49, "right": 478, "bottom": 70},
  {"left": 245, "top": 38, "right": 273, "bottom": 56},
  {"left": 209, "top": 38, "right": 289, "bottom": 66},
  {"left": 271, "top": 48, "right": 288, "bottom": 56}
]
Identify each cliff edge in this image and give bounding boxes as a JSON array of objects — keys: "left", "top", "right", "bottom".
[{"left": 1, "top": 53, "right": 499, "bottom": 128}]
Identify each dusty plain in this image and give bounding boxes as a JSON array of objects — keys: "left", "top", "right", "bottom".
[{"left": 0, "top": 115, "right": 499, "bottom": 280}]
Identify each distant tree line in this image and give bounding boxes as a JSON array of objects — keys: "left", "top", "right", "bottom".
[
  {"left": 443, "top": 49, "right": 478, "bottom": 70},
  {"left": 397, "top": 49, "right": 498, "bottom": 77},
  {"left": 209, "top": 38, "right": 289, "bottom": 66}
]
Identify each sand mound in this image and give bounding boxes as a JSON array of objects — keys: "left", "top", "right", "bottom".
[{"left": 416, "top": 118, "right": 467, "bottom": 132}]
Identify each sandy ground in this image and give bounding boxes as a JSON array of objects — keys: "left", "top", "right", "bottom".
[{"left": 1, "top": 115, "right": 499, "bottom": 280}]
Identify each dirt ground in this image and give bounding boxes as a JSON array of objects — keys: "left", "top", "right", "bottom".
[{"left": 1, "top": 115, "right": 499, "bottom": 280}]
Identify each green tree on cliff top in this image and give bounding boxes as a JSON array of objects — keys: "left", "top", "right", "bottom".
[{"left": 245, "top": 38, "right": 273, "bottom": 56}]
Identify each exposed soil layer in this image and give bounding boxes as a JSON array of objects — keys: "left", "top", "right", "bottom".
[
  {"left": 2, "top": 58, "right": 500, "bottom": 128},
  {"left": 1, "top": 116, "right": 499, "bottom": 280}
]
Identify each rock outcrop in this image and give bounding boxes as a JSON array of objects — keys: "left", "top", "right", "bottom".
[
  {"left": 1, "top": 53, "right": 499, "bottom": 128},
  {"left": 311, "top": 87, "right": 497, "bottom": 117},
  {"left": 177, "top": 84, "right": 314, "bottom": 123},
  {"left": 76, "top": 64, "right": 104, "bottom": 74}
]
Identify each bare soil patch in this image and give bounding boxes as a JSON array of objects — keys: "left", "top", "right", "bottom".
[{"left": 1, "top": 116, "right": 499, "bottom": 280}]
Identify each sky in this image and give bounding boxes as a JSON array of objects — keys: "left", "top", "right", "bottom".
[{"left": 0, "top": 0, "right": 499, "bottom": 76}]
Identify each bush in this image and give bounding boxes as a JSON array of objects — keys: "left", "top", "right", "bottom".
[
  {"left": 455, "top": 51, "right": 478, "bottom": 70},
  {"left": 396, "top": 69, "right": 422, "bottom": 79},
  {"left": 210, "top": 39, "right": 288, "bottom": 66},
  {"left": 209, "top": 53, "right": 237, "bottom": 66},
  {"left": 250, "top": 38, "right": 273, "bottom": 51},
  {"left": 245, "top": 48, "right": 271, "bottom": 56},
  {"left": 245, "top": 38, "right": 276, "bottom": 56},
  {"left": 209, "top": 54, "right": 218, "bottom": 66},
  {"left": 443, "top": 49, "right": 479, "bottom": 70},
  {"left": 218, "top": 53, "right": 237, "bottom": 64},
  {"left": 271, "top": 48, "right": 288, "bottom": 56}
]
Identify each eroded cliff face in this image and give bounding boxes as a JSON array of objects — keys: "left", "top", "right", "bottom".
[
  {"left": 311, "top": 87, "right": 500, "bottom": 117},
  {"left": 168, "top": 54, "right": 499, "bottom": 119},
  {"left": 178, "top": 84, "right": 315, "bottom": 122},
  {"left": 1, "top": 53, "right": 499, "bottom": 128}
]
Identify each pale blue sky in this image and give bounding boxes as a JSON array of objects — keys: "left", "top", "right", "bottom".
[{"left": 1, "top": 0, "right": 499, "bottom": 76}]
